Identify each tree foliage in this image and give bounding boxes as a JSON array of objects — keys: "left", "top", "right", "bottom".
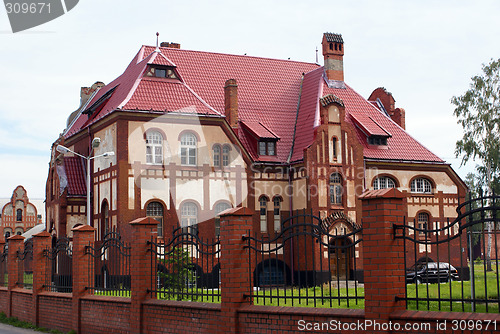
[
  {"left": 452, "top": 58, "right": 500, "bottom": 186},
  {"left": 453, "top": 58, "right": 500, "bottom": 271}
]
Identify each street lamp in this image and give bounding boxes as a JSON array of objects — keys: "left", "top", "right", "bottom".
[{"left": 56, "top": 138, "right": 115, "bottom": 227}]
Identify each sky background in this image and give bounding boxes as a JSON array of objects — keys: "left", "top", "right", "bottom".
[{"left": 0, "top": 0, "right": 499, "bottom": 205}]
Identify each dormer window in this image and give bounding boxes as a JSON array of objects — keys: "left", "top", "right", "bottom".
[
  {"left": 259, "top": 140, "right": 276, "bottom": 156},
  {"left": 145, "top": 66, "right": 178, "bottom": 79},
  {"left": 368, "top": 136, "right": 388, "bottom": 146}
]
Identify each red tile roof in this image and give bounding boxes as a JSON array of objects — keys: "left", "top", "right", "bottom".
[
  {"left": 64, "top": 157, "right": 86, "bottom": 196},
  {"left": 241, "top": 121, "right": 279, "bottom": 139},
  {"left": 64, "top": 44, "right": 444, "bottom": 165}
]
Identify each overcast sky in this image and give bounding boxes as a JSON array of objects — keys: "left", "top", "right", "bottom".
[{"left": 1, "top": 0, "right": 499, "bottom": 201}]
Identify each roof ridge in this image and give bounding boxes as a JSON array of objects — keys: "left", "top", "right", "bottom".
[
  {"left": 142, "top": 45, "right": 321, "bottom": 67},
  {"left": 181, "top": 81, "right": 222, "bottom": 116}
]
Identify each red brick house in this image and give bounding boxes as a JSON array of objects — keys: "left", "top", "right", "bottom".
[
  {"left": 1, "top": 186, "right": 43, "bottom": 239},
  {"left": 45, "top": 33, "right": 467, "bottom": 281}
]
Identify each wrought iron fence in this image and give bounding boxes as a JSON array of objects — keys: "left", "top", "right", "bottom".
[
  {"left": 43, "top": 237, "right": 72, "bottom": 292},
  {"left": 148, "top": 226, "right": 220, "bottom": 303},
  {"left": 85, "top": 229, "right": 131, "bottom": 297},
  {"left": 0, "top": 245, "right": 7, "bottom": 287},
  {"left": 17, "top": 239, "right": 33, "bottom": 289},
  {"left": 243, "top": 210, "right": 363, "bottom": 308},
  {"left": 394, "top": 192, "right": 500, "bottom": 313}
]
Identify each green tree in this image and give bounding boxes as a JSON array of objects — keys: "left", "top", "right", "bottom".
[
  {"left": 452, "top": 58, "right": 500, "bottom": 271},
  {"left": 160, "top": 246, "right": 196, "bottom": 300}
]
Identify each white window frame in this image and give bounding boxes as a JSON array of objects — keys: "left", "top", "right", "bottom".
[
  {"left": 260, "top": 197, "right": 268, "bottom": 233},
  {"left": 181, "top": 202, "right": 198, "bottom": 234},
  {"left": 373, "top": 176, "right": 396, "bottom": 190},
  {"left": 180, "top": 133, "right": 197, "bottom": 166},
  {"left": 329, "top": 173, "right": 343, "bottom": 205},
  {"left": 411, "top": 178, "right": 432, "bottom": 194},
  {"left": 146, "top": 131, "right": 163, "bottom": 165},
  {"left": 147, "top": 201, "right": 164, "bottom": 237}
]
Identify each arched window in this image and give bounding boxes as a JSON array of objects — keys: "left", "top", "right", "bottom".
[
  {"left": 4, "top": 232, "right": 10, "bottom": 239},
  {"left": 147, "top": 202, "right": 164, "bottom": 237},
  {"left": 273, "top": 197, "right": 281, "bottom": 232},
  {"left": 146, "top": 131, "right": 163, "bottom": 164},
  {"left": 180, "top": 133, "right": 197, "bottom": 166},
  {"left": 259, "top": 196, "right": 268, "bottom": 233},
  {"left": 329, "top": 173, "right": 343, "bottom": 205},
  {"left": 101, "top": 201, "right": 109, "bottom": 239},
  {"left": 417, "top": 212, "right": 430, "bottom": 236},
  {"left": 16, "top": 209, "right": 22, "bottom": 222},
  {"left": 214, "top": 202, "right": 231, "bottom": 237},
  {"left": 373, "top": 176, "right": 396, "bottom": 190},
  {"left": 213, "top": 145, "right": 221, "bottom": 167},
  {"left": 411, "top": 178, "right": 432, "bottom": 194},
  {"left": 222, "top": 145, "right": 230, "bottom": 167},
  {"left": 332, "top": 137, "right": 337, "bottom": 160},
  {"left": 181, "top": 202, "right": 198, "bottom": 234}
]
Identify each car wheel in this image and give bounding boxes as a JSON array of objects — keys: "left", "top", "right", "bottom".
[{"left": 416, "top": 277, "right": 422, "bottom": 284}]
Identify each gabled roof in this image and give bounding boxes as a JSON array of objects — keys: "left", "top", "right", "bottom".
[
  {"left": 64, "top": 44, "right": 444, "bottom": 165},
  {"left": 64, "top": 157, "right": 86, "bottom": 196},
  {"left": 241, "top": 121, "right": 280, "bottom": 139},
  {"left": 290, "top": 68, "right": 443, "bottom": 163}
]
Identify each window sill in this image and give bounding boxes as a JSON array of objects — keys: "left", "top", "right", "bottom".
[
  {"left": 329, "top": 205, "right": 344, "bottom": 210},
  {"left": 410, "top": 193, "right": 434, "bottom": 197}
]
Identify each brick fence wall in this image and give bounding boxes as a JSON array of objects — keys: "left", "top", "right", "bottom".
[{"left": 0, "top": 190, "right": 498, "bottom": 333}]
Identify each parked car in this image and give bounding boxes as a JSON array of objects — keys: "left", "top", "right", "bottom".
[{"left": 406, "top": 262, "right": 459, "bottom": 284}]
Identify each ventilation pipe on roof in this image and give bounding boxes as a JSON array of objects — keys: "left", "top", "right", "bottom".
[
  {"left": 322, "top": 32, "right": 344, "bottom": 82},
  {"left": 224, "top": 79, "right": 239, "bottom": 131}
]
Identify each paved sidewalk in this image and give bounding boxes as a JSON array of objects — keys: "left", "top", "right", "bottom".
[{"left": 0, "top": 323, "right": 39, "bottom": 333}]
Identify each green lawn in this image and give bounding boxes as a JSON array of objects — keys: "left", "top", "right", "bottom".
[{"left": 406, "top": 262, "right": 499, "bottom": 313}]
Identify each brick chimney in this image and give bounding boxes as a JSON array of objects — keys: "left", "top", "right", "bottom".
[
  {"left": 322, "top": 32, "right": 344, "bottom": 81},
  {"left": 224, "top": 79, "right": 238, "bottom": 129},
  {"left": 368, "top": 87, "right": 406, "bottom": 129},
  {"left": 160, "top": 42, "right": 181, "bottom": 49}
]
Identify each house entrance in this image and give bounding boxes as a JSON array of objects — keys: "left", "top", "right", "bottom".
[{"left": 329, "top": 236, "right": 352, "bottom": 279}]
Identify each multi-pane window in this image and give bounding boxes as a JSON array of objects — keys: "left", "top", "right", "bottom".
[
  {"left": 181, "top": 202, "right": 198, "bottom": 234},
  {"left": 417, "top": 212, "right": 429, "bottom": 236},
  {"left": 329, "top": 173, "right": 343, "bottom": 205},
  {"left": 411, "top": 178, "right": 432, "bottom": 194},
  {"left": 146, "top": 131, "right": 163, "bottom": 164},
  {"left": 273, "top": 197, "right": 281, "bottom": 232},
  {"left": 373, "top": 176, "right": 396, "bottom": 190},
  {"left": 260, "top": 197, "right": 268, "bottom": 233},
  {"left": 214, "top": 202, "right": 231, "bottom": 237},
  {"left": 180, "top": 133, "right": 197, "bottom": 166},
  {"left": 258, "top": 141, "right": 276, "bottom": 156},
  {"left": 213, "top": 145, "right": 221, "bottom": 167},
  {"left": 222, "top": 145, "right": 230, "bottom": 166},
  {"left": 147, "top": 202, "right": 164, "bottom": 237}
]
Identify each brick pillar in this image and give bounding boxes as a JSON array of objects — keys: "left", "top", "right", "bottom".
[
  {"left": 129, "top": 217, "right": 157, "bottom": 334},
  {"left": 0, "top": 240, "right": 5, "bottom": 288},
  {"left": 32, "top": 231, "right": 51, "bottom": 326},
  {"left": 72, "top": 225, "right": 95, "bottom": 333},
  {"left": 219, "top": 207, "right": 253, "bottom": 334},
  {"left": 360, "top": 188, "right": 406, "bottom": 328},
  {"left": 6, "top": 235, "right": 24, "bottom": 317}
]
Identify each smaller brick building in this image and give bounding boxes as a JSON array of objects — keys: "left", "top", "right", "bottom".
[{"left": 1, "top": 186, "right": 43, "bottom": 239}]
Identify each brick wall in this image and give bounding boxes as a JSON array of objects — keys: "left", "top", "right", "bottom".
[
  {"left": 38, "top": 293, "right": 72, "bottom": 332},
  {"left": 10, "top": 290, "right": 31, "bottom": 322},
  {"left": 80, "top": 296, "right": 131, "bottom": 334},
  {"left": 142, "top": 300, "right": 220, "bottom": 333},
  {"left": 0, "top": 203, "right": 498, "bottom": 333}
]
